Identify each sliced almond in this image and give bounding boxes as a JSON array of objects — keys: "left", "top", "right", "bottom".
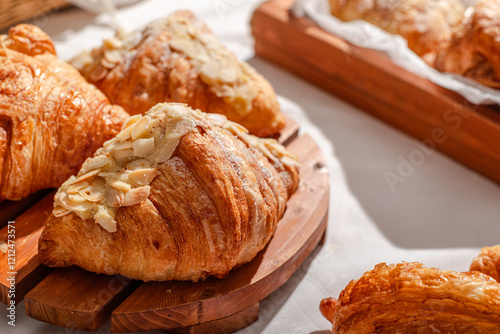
[
  {"left": 57, "top": 192, "right": 91, "bottom": 212},
  {"left": 68, "top": 193, "right": 86, "bottom": 203},
  {"left": 133, "top": 138, "right": 155, "bottom": 157},
  {"left": 70, "top": 169, "right": 101, "bottom": 185},
  {"left": 79, "top": 181, "right": 105, "bottom": 202},
  {"left": 115, "top": 123, "right": 134, "bottom": 142},
  {"left": 104, "top": 49, "right": 123, "bottom": 64},
  {"left": 123, "top": 114, "right": 142, "bottom": 130},
  {"left": 122, "top": 186, "right": 150, "bottom": 206},
  {"left": 154, "top": 138, "right": 180, "bottom": 163},
  {"left": 95, "top": 209, "right": 117, "bottom": 233},
  {"left": 131, "top": 116, "right": 151, "bottom": 140},
  {"left": 110, "top": 180, "right": 131, "bottom": 192},
  {"left": 113, "top": 148, "right": 134, "bottom": 161},
  {"left": 107, "top": 187, "right": 124, "bottom": 207},
  {"left": 89, "top": 64, "right": 108, "bottom": 82},
  {"left": 53, "top": 206, "right": 71, "bottom": 217},
  {"left": 101, "top": 58, "right": 117, "bottom": 69},
  {"left": 113, "top": 141, "right": 133, "bottom": 151},
  {"left": 70, "top": 50, "right": 93, "bottom": 70},
  {"left": 80, "top": 155, "right": 111, "bottom": 174},
  {"left": 128, "top": 168, "right": 160, "bottom": 185},
  {"left": 103, "top": 37, "right": 123, "bottom": 49},
  {"left": 66, "top": 181, "right": 89, "bottom": 194}
]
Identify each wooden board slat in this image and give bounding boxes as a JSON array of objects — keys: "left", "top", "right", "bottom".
[
  {"left": 168, "top": 303, "right": 260, "bottom": 334},
  {"left": 251, "top": 0, "right": 500, "bottom": 185},
  {"left": 25, "top": 267, "right": 138, "bottom": 332},
  {"left": 23, "top": 118, "right": 318, "bottom": 333},
  {"left": 0, "top": 192, "right": 55, "bottom": 305},
  {"left": 0, "top": 189, "right": 50, "bottom": 229},
  {"left": 110, "top": 133, "right": 329, "bottom": 332}
]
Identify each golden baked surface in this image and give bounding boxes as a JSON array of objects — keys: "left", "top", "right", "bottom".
[
  {"left": 39, "top": 103, "right": 299, "bottom": 282},
  {"left": 73, "top": 11, "right": 285, "bottom": 137},
  {"left": 329, "top": 0, "right": 465, "bottom": 62},
  {"left": 436, "top": 0, "right": 500, "bottom": 88},
  {"left": 471, "top": 245, "right": 500, "bottom": 282},
  {"left": 320, "top": 262, "right": 500, "bottom": 333},
  {"left": 0, "top": 24, "right": 129, "bottom": 201}
]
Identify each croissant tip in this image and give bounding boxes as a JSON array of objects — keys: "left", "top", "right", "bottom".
[{"left": 319, "top": 297, "right": 337, "bottom": 324}]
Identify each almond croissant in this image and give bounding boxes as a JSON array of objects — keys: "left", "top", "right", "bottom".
[
  {"left": 71, "top": 11, "right": 285, "bottom": 137},
  {"left": 39, "top": 103, "right": 299, "bottom": 282},
  {"left": 320, "top": 262, "right": 500, "bottom": 333},
  {"left": 0, "top": 24, "right": 129, "bottom": 201}
]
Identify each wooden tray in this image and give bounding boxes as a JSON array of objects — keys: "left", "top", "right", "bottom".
[
  {"left": 0, "top": 118, "right": 330, "bottom": 333},
  {"left": 251, "top": 0, "right": 500, "bottom": 186},
  {"left": 0, "top": 0, "right": 69, "bottom": 32}
]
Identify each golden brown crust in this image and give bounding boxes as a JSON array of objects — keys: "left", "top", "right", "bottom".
[
  {"left": 320, "top": 262, "right": 500, "bottom": 333},
  {"left": 435, "top": 0, "right": 500, "bottom": 88},
  {"left": 74, "top": 11, "right": 285, "bottom": 137},
  {"left": 0, "top": 24, "right": 129, "bottom": 201},
  {"left": 471, "top": 245, "right": 500, "bottom": 282},
  {"left": 38, "top": 105, "right": 298, "bottom": 282},
  {"left": 329, "top": 0, "right": 465, "bottom": 62}
]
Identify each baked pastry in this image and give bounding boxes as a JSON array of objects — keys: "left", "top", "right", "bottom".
[
  {"left": 320, "top": 262, "right": 500, "bottom": 333},
  {"left": 435, "top": 0, "right": 500, "bottom": 88},
  {"left": 0, "top": 24, "right": 129, "bottom": 201},
  {"left": 329, "top": 0, "right": 465, "bottom": 63},
  {"left": 71, "top": 11, "right": 285, "bottom": 137},
  {"left": 471, "top": 245, "right": 500, "bottom": 282},
  {"left": 38, "top": 103, "right": 299, "bottom": 282}
]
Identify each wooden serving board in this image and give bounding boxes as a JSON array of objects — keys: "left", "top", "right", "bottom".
[
  {"left": 0, "top": 118, "right": 330, "bottom": 333},
  {"left": 251, "top": 0, "right": 500, "bottom": 185}
]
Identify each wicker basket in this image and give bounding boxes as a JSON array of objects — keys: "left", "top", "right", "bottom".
[{"left": 0, "top": 0, "right": 69, "bottom": 31}]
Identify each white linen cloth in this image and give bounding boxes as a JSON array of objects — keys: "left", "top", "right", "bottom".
[{"left": 1, "top": 1, "right": 500, "bottom": 333}]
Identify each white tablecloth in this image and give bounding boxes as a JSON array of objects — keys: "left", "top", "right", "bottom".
[{"left": 1, "top": 1, "right": 500, "bottom": 333}]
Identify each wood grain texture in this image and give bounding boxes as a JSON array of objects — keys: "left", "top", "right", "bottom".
[
  {"left": 168, "top": 303, "right": 260, "bottom": 334},
  {"left": 0, "top": 192, "right": 55, "bottom": 305},
  {"left": 0, "top": 189, "right": 50, "bottom": 229},
  {"left": 110, "top": 133, "right": 329, "bottom": 332},
  {"left": 0, "top": 0, "right": 69, "bottom": 31},
  {"left": 251, "top": 0, "right": 500, "bottom": 185},
  {"left": 24, "top": 267, "right": 138, "bottom": 332}
]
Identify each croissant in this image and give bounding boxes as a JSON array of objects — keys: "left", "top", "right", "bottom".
[
  {"left": 0, "top": 24, "right": 129, "bottom": 201},
  {"left": 320, "top": 262, "right": 500, "bottom": 333},
  {"left": 471, "top": 245, "right": 500, "bottom": 282},
  {"left": 71, "top": 11, "right": 285, "bottom": 138},
  {"left": 435, "top": 0, "right": 500, "bottom": 88},
  {"left": 329, "top": 0, "right": 465, "bottom": 63},
  {"left": 38, "top": 103, "right": 299, "bottom": 282}
]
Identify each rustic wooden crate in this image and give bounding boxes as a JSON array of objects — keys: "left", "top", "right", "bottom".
[
  {"left": 251, "top": 0, "right": 500, "bottom": 186},
  {"left": 0, "top": 0, "right": 69, "bottom": 31}
]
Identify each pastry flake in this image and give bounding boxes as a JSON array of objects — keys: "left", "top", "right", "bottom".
[{"left": 471, "top": 245, "right": 500, "bottom": 282}]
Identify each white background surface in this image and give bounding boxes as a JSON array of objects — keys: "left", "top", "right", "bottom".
[{"left": 1, "top": 0, "right": 500, "bottom": 333}]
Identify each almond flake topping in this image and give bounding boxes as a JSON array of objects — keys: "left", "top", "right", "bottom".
[{"left": 53, "top": 103, "right": 297, "bottom": 233}]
